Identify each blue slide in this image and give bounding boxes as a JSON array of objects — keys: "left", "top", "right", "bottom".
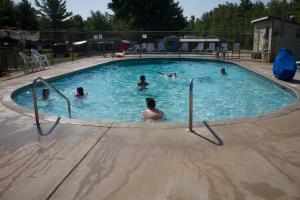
[{"left": 273, "top": 48, "right": 297, "bottom": 81}]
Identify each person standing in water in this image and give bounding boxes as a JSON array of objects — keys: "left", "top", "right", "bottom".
[
  {"left": 42, "top": 88, "right": 49, "bottom": 101},
  {"left": 76, "top": 87, "right": 87, "bottom": 97},
  {"left": 138, "top": 75, "right": 149, "bottom": 89},
  {"left": 220, "top": 67, "right": 227, "bottom": 75},
  {"left": 143, "top": 98, "right": 164, "bottom": 121}
]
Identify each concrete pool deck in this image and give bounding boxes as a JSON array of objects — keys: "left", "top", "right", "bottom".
[{"left": 0, "top": 56, "right": 300, "bottom": 200}]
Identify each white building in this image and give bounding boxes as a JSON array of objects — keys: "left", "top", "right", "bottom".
[{"left": 251, "top": 16, "right": 300, "bottom": 61}]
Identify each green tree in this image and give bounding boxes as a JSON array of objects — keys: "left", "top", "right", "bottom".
[
  {"left": 109, "top": 16, "right": 131, "bottom": 31},
  {"left": 84, "top": 11, "right": 110, "bottom": 31},
  {"left": 290, "top": 0, "right": 300, "bottom": 23},
  {"left": 17, "top": 0, "right": 39, "bottom": 30},
  {"left": 35, "top": 0, "right": 72, "bottom": 31},
  {"left": 252, "top": 1, "right": 267, "bottom": 19},
  {"left": 0, "top": 0, "right": 17, "bottom": 28},
  {"left": 108, "top": 0, "right": 187, "bottom": 31},
  {"left": 267, "top": 0, "right": 289, "bottom": 19},
  {"left": 68, "top": 14, "right": 84, "bottom": 31}
]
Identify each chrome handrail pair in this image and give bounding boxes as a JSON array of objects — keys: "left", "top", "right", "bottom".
[{"left": 32, "top": 77, "right": 71, "bottom": 136}]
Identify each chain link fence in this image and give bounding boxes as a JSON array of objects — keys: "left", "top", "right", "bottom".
[{"left": 0, "top": 30, "right": 254, "bottom": 77}]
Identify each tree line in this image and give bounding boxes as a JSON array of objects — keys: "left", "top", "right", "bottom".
[{"left": 0, "top": 0, "right": 299, "bottom": 33}]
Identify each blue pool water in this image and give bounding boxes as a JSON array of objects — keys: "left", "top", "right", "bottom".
[{"left": 13, "top": 59, "right": 296, "bottom": 122}]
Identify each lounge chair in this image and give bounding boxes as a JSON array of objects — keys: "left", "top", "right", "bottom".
[
  {"left": 232, "top": 43, "right": 240, "bottom": 59},
  {"left": 180, "top": 43, "right": 189, "bottom": 52},
  {"left": 192, "top": 43, "right": 204, "bottom": 52},
  {"left": 115, "top": 51, "right": 125, "bottom": 58},
  {"left": 206, "top": 43, "right": 216, "bottom": 52},
  {"left": 31, "top": 49, "right": 49, "bottom": 69},
  {"left": 218, "top": 43, "right": 229, "bottom": 59},
  {"left": 221, "top": 43, "right": 228, "bottom": 51},
  {"left": 141, "top": 43, "right": 147, "bottom": 52},
  {"left": 133, "top": 44, "right": 140, "bottom": 52},
  {"left": 19, "top": 52, "right": 38, "bottom": 73},
  {"left": 157, "top": 40, "right": 165, "bottom": 52},
  {"left": 146, "top": 43, "right": 156, "bottom": 52}
]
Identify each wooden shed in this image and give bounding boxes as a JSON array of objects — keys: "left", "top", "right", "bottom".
[{"left": 251, "top": 16, "right": 300, "bottom": 62}]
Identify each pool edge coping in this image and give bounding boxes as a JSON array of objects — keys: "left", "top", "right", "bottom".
[{"left": 2, "top": 57, "right": 300, "bottom": 129}]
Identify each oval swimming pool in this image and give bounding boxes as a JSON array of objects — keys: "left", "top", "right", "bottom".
[{"left": 12, "top": 59, "right": 296, "bottom": 122}]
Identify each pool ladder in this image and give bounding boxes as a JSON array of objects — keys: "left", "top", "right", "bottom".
[{"left": 32, "top": 77, "right": 71, "bottom": 136}]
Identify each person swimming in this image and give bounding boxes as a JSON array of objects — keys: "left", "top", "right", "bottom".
[
  {"left": 138, "top": 75, "right": 149, "bottom": 89},
  {"left": 158, "top": 72, "right": 178, "bottom": 79},
  {"left": 75, "top": 87, "right": 87, "bottom": 97},
  {"left": 220, "top": 67, "right": 227, "bottom": 75},
  {"left": 42, "top": 88, "right": 49, "bottom": 101},
  {"left": 197, "top": 76, "right": 211, "bottom": 81},
  {"left": 143, "top": 98, "right": 164, "bottom": 121}
]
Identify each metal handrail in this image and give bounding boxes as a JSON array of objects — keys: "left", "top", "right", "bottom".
[
  {"left": 32, "top": 77, "right": 71, "bottom": 136},
  {"left": 188, "top": 78, "right": 194, "bottom": 132}
]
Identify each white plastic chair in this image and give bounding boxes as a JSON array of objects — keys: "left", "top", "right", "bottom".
[
  {"left": 180, "top": 43, "right": 189, "bottom": 52},
  {"left": 146, "top": 43, "right": 156, "bottom": 52},
  {"left": 115, "top": 51, "right": 125, "bottom": 57},
  {"left": 207, "top": 43, "right": 216, "bottom": 52},
  {"left": 19, "top": 52, "right": 38, "bottom": 73},
  {"left": 192, "top": 43, "right": 204, "bottom": 52},
  {"left": 221, "top": 43, "right": 228, "bottom": 51},
  {"left": 31, "top": 49, "right": 49, "bottom": 69},
  {"left": 158, "top": 40, "right": 165, "bottom": 51},
  {"left": 231, "top": 43, "right": 241, "bottom": 59},
  {"left": 133, "top": 44, "right": 140, "bottom": 52},
  {"left": 141, "top": 43, "right": 147, "bottom": 52},
  {"left": 233, "top": 43, "right": 240, "bottom": 53}
]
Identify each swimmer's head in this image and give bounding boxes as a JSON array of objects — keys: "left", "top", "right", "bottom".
[
  {"left": 146, "top": 98, "right": 156, "bottom": 109},
  {"left": 77, "top": 87, "right": 84, "bottom": 96},
  {"left": 220, "top": 68, "right": 226, "bottom": 75},
  {"left": 42, "top": 88, "right": 49, "bottom": 98},
  {"left": 140, "top": 75, "right": 146, "bottom": 81}
]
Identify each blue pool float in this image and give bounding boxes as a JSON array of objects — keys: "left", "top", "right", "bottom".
[{"left": 273, "top": 48, "right": 297, "bottom": 81}]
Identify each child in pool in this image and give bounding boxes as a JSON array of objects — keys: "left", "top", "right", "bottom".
[
  {"left": 75, "top": 87, "right": 87, "bottom": 97},
  {"left": 138, "top": 75, "right": 149, "bottom": 89},
  {"left": 42, "top": 88, "right": 49, "bottom": 101},
  {"left": 220, "top": 67, "right": 227, "bottom": 75}
]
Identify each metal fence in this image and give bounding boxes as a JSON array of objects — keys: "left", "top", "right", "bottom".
[{"left": 0, "top": 30, "right": 254, "bottom": 76}]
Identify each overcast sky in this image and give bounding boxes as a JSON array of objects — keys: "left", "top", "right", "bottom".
[{"left": 14, "top": 0, "right": 271, "bottom": 19}]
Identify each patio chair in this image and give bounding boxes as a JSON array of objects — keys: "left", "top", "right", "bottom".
[
  {"left": 232, "top": 43, "right": 240, "bottom": 59},
  {"left": 219, "top": 43, "right": 229, "bottom": 59},
  {"left": 221, "top": 43, "right": 228, "bottom": 51},
  {"left": 180, "top": 43, "right": 189, "bottom": 52},
  {"left": 115, "top": 51, "right": 125, "bottom": 58},
  {"left": 19, "top": 52, "right": 38, "bottom": 73},
  {"left": 192, "top": 43, "right": 204, "bottom": 52},
  {"left": 158, "top": 40, "right": 165, "bottom": 52},
  {"left": 31, "top": 49, "right": 49, "bottom": 69},
  {"left": 133, "top": 44, "right": 140, "bottom": 52},
  {"left": 141, "top": 43, "right": 147, "bottom": 52},
  {"left": 147, "top": 43, "right": 156, "bottom": 52},
  {"left": 206, "top": 43, "right": 216, "bottom": 52}
]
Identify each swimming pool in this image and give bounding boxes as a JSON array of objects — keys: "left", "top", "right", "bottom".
[{"left": 12, "top": 59, "right": 296, "bottom": 122}]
